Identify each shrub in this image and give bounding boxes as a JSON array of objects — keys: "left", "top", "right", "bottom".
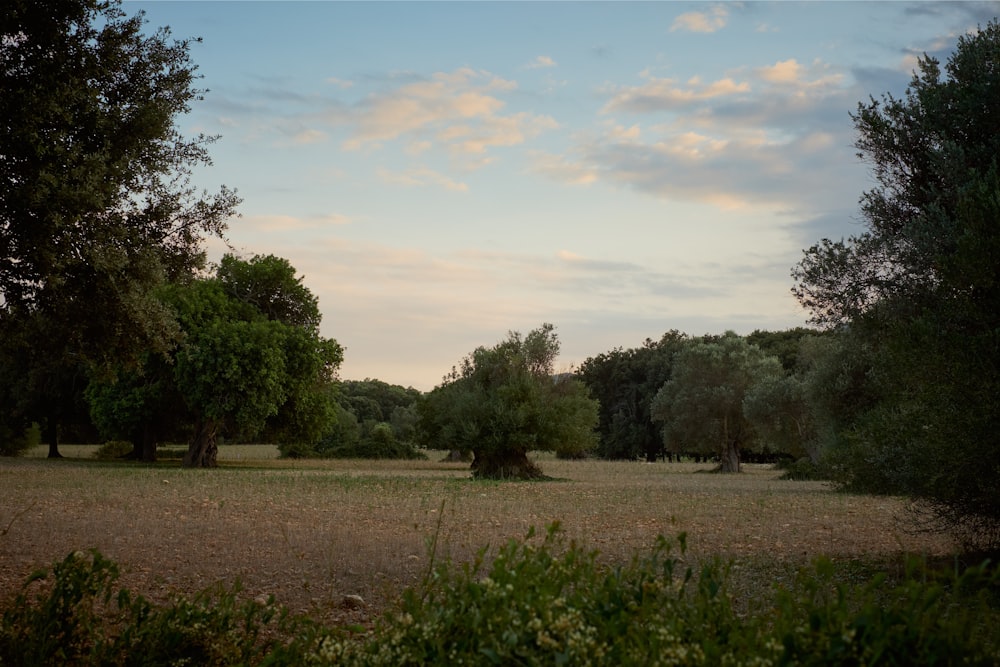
[
  {"left": 0, "top": 550, "right": 296, "bottom": 666},
  {"left": 0, "top": 421, "right": 38, "bottom": 457},
  {"left": 3, "top": 534, "right": 998, "bottom": 666},
  {"left": 777, "top": 456, "right": 830, "bottom": 481},
  {"left": 92, "top": 440, "right": 134, "bottom": 460}
]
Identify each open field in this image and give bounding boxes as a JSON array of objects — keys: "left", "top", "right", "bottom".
[{"left": 0, "top": 446, "right": 954, "bottom": 627}]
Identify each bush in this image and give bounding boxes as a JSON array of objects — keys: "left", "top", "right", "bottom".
[
  {"left": 3, "top": 534, "right": 998, "bottom": 666},
  {"left": 0, "top": 550, "right": 297, "bottom": 666},
  {"left": 92, "top": 440, "right": 134, "bottom": 460},
  {"left": 777, "top": 457, "right": 830, "bottom": 481},
  {"left": 0, "top": 421, "right": 38, "bottom": 457}
]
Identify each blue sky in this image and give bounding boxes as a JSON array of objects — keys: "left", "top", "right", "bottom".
[{"left": 133, "top": 1, "right": 998, "bottom": 390}]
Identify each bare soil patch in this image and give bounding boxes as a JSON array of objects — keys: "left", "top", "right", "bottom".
[{"left": 0, "top": 447, "right": 953, "bottom": 627}]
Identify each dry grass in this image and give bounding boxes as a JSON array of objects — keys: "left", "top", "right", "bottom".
[{"left": 0, "top": 446, "right": 954, "bottom": 627}]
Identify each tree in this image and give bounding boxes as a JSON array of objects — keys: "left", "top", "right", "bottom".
[
  {"left": 86, "top": 254, "right": 342, "bottom": 466},
  {"left": 0, "top": 0, "right": 239, "bottom": 457},
  {"left": 791, "top": 23, "right": 1000, "bottom": 549},
  {"left": 577, "top": 331, "right": 688, "bottom": 461},
  {"left": 650, "top": 333, "right": 783, "bottom": 472},
  {"left": 417, "top": 324, "right": 598, "bottom": 479}
]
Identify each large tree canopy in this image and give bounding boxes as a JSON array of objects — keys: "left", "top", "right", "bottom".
[
  {"left": 418, "top": 324, "right": 598, "bottom": 479},
  {"left": 0, "top": 0, "right": 238, "bottom": 456},
  {"left": 87, "top": 254, "right": 343, "bottom": 467},
  {"left": 791, "top": 22, "right": 1000, "bottom": 548},
  {"left": 650, "top": 333, "right": 783, "bottom": 473},
  {"left": 577, "top": 331, "right": 688, "bottom": 461}
]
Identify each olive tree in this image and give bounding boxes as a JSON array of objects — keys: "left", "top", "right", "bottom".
[
  {"left": 791, "top": 22, "right": 1000, "bottom": 548},
  {"left": 418, "top": 324, "right": 598, "bottom": 479},
  {"left": 650, "top": 333, "right": 783, "bottom": 473}
]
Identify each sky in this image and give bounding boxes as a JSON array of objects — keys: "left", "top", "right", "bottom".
[{"left": 132, "top": 0, "right": 999, "bottom": 391}]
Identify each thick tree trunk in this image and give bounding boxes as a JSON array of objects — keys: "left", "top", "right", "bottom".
[
  {"left": 184, "top": 419, "right": 218, "bottom": 468},
  {"left": 43, "top": 419, "right": 62, "bottom": 458},
  {"left": 720, "top": 439, "right": 741, "bottom": 473},
  {"left": 125, "top": 423, "right": 157, "bottom": 462},
  {"left": 471, "top": 448, "right": 546, "bottom": 480}
]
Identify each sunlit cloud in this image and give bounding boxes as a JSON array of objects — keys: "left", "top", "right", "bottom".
[
  {"left": 377, "top": 165, "right": 469, "bottom": 192},
  {"left": 239, "top": 213, "right": 353, "bottom": 233},
  {"left": 325, "top": 76, "right": 354, "bottom": 89},
  {"left": 528, "top": 150, "right": 599, "bottom": 186},
  {"left": 339, "top": 67, "right": 555, "bottom": 166},
  {"left": 671, "top": 5, "right": 730, "bottom": 33},
  {"left": 526, "top": 55, "right": 557, "bottom": 69},
  {"left": 603, "top": 75, "right": 751, "bottom": 113},
  {"left": 291, "top": 128, "right": 328, "bottom": 145},
  {"left": 754, "top": 59, "right": 844, "bottom": 91}
]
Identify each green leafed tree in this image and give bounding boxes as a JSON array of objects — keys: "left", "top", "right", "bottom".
[
  {"left": 417, "top": 324, "right": 598, "bottom": 479},
  {"left": 577, "top": 331, "right": 689, "bottom": 461},
  {"left": 86, "top": 254, "right": 342, "bottom": 466},
  {"left": 650, "top": 333, "right": 783, "bottom": 473},
  {"left": 0, "top": 0, "right": 239, "bottom": 456},
  {"left": 791, "top": 23, "right": 1000, "bottom": 548}
]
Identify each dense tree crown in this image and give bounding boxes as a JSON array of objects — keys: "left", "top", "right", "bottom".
[
  {"left": 87, "top": 254, "right": 342, "bottom": 467},
  {"left": 1, "top": 0, "right": 238, "bottom": 456},
  {"left": 650, "top": 333, "right": 784, "bottom": 473},
  {"left": 792, "top": 22, "right": 1000, "bottom": 549},
  {"left": 418, "top": 324, "right": 598, "bottom": 479}
]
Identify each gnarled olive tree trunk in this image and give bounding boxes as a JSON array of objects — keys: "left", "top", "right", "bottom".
[
  {"left": 471, "top": 448, "right": 546, "bottom": 480},
  {"left": 184, "top": 418, "right": 219, "bottom": 468}
]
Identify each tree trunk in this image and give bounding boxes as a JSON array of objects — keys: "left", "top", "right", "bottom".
[
  {"left": 184, "top": 419, "right": 218, "bottom": 468},
  {"left": 720, "top": 439, "right": 741, "bottom": 473},
  {"left": 43, "top": 418, "right": 62, "bottom": 458},
  {"left": 471, "top": 448, "right": 546, "bottom": 480}
]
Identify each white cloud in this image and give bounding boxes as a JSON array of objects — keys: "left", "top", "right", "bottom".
[
  {"left": 603, "top": 75, "right": 751, "bottom": 113},
  {"left": 291, "top": 128, "right": 328, "bottom": 145},
  {"left": 671, "top": 5, "right": 729, "bottom": 33},
  {"left": 528, "top": 150, "right": 599, "bottom": 186},
  {"left": 325, "top": 77, "right": 354, "bottom": 89},
  {"left": 377, "top": 166, "right": 469, "bottom": 192},
  {"left": 526, "top": 55, "right": 557, "bottom": 69},
  {"left": 341, "top": 67, "right": 554, "bottom": 165},
  {"left": 754, "top": 59, "right": 845, "bottom": 91}
]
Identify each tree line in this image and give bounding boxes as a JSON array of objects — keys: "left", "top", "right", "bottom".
[{"left": 2, "top": 1, "right": 999, "bottom": 546}]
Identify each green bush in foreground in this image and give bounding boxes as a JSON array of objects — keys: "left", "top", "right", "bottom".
[{"left": 2, "top": 530, "right": 998, "bottom": 665}]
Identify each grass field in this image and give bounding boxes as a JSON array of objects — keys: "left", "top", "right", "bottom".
[{"left": 0, "top": 445, "right": 954, "bottom": 628}]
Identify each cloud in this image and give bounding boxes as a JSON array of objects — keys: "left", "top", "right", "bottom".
[
  {"left": 602, "top": 75, "right": 751, "bottom": 113},
  {"left": 526, "top": 55, "right": 557, "bottom": 69},
  {"left": 340, "top": 67, "right": 555, "bottom": 165},
  {"left": 528, "top": 150, "right": 599, "bottom": 186},
  {"left": 528, "top": 54, "right": 866, "bottom": 215},
  {"left": 325, "top": 77, "right": 354, "bottom": 89},
  {"left": 671, "top": 5, "right": 730, "bottom": 33},
  {"left": 754, "top": 59, "right": 845, "bottom": 90},
  {"left": 377, "top": 166, "right": 469, "bottom": 192},
  {"left": 291, "top": 128, "right": 328, "bottom": 145},
  {"left": 239, "top": 213, "right": 353, "bottom": 233}
]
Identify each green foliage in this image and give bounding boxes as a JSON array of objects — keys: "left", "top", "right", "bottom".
[
  {"left": 651, "top": 332, "right": 783, "bottom": 472},
  {"left": 3, "top": 540, "right": 999, "bottom": 666},
  {"left": 341, "top": 526, "right": 742, "bottom": 665},
  {"left": 86, "top": 254, "right": 342, "bottom": 467},
  {"left": 0, "top": 0, "right": 239, "bottom": 456},
  {"left": 92, "top": 440, "right": 134, "bottom": 461},
  {"left": 319, "top": 422, "right": 427, "bottom": 460},
  {"left": 0, "top": 420, "right": 38, "bottom": 457},
  {"left": 418, "top": 324, "right": 598, "bottom": 479},
  {"left": 768, "top": 557, "right": 1000, "bottom": 665},
  {"left": 0, "top": 550, "right": 295, "bottom": 666},
  {"left": 291, "top": 527, "right": 1000, "bottom": 666},
  {"left": 577, "top": 331, "right": 688, "bottom": 461},
  {"left": 791, "top": 22, "right": 1000, "bottom": 548}
]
